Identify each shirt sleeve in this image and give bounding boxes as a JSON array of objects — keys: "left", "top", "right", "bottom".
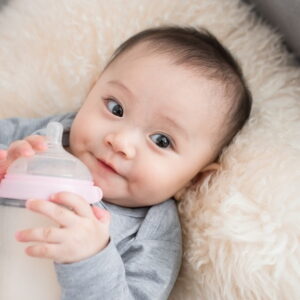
[
  {"left": 55, "top": 200, "right": 182, "bottom": 300},
  {"left": 0, "top": 112, "right": 75, "bottom": 149}
]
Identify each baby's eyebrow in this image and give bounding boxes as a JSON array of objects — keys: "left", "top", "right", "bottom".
[
  {"left": 108, "top": 80, "right": 134, "bottom": 98},
  {"left": 159, "top": 115, "right": 188, "bottom": 140}
]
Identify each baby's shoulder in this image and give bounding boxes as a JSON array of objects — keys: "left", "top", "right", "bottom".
[
  {"left": 149, "top": 198, "right": 178, "bottom": 217},
  {"left": 138, "top": 199, "right": 181, "bottom": 242}
]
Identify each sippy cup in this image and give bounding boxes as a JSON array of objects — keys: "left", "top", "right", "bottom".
[{"left": 0, "top": 122, "right": 102, "bottom": 300}]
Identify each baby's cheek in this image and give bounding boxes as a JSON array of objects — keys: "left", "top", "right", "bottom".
[{"left": 70, "top": 131, "right": 88, "bottom": 153}]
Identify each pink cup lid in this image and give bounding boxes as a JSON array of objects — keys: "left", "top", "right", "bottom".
[{"left": 0, "top": 174, "right": 102, "bottom": 204}]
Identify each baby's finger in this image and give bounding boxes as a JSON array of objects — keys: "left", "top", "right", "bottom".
[
  {"left": 0, "top": 150, "right": 8, "bottom": 173},
  {"left": 0, "top": 149, "right": 7, "bottom": 161},
  {"left": 24, "top": 135, "right": 47, "bottom": 152},
  {"left": 7, "top": 140, "right": 35, "bottom": 161},
  {"left": 15, "top": 226, "right": 64, "bottom": 244},
  {"left": 92, "top": 206, "right": 111, "bottom": 224},
  {"left": 0, "top": 150, "right": 9, "bottom": 178},
  {"left": 0, "top": 150, "right": 8, "bottom": 179},
  {"left": 50, "top": 192, "right": 94, "bottom": 219},
  {"left": 26, "top": 199, "right": 77, "bottom": 227},
  {"left": 25, "top": 243, "right": 59, "bottom": 260}
]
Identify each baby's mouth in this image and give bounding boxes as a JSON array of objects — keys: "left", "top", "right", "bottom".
[{"left": 97, "top": 158, "right": 119, "bottom": 175}]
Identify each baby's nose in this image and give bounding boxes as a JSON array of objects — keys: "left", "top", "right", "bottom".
[{"left": 104, "top": 131, "right": 137, "bottom": 159}]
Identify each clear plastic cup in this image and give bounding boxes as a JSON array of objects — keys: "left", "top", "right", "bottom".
[
  {"left": 0, "top": 121, "right": 102, "bottom": 205},
  {"left": 0, "top": 122, "right": 102, "bottom": 300}
]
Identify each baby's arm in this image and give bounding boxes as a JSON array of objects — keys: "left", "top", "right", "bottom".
[
  {"left": 55, "top": 200, "right": 182, "bottom": 300},
  {"left": 0, "top": 112, "right": 75, "bottom": 150},
  {"left": 0, "top": 116, "right": 51, "bottom": 149}
]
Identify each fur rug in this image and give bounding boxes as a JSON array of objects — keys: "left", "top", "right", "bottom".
[{"left": 0, "top": 0, "right": 300, "bottom": 299}]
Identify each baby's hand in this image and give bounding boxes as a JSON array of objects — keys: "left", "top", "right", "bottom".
[
  {"left": 15, "top": 192, "right": 110, "bottom": 264},
  {"left": 0, "top": 135, "right": 47, "bottom": 180}
]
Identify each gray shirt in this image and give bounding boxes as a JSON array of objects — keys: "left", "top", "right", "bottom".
[{"left": 0, "top": 113, "right": 182, "bottom": 300}]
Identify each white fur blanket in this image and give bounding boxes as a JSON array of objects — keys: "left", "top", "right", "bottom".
[{"left": 0, "top": 0, "right": 300, "bottom": 299}]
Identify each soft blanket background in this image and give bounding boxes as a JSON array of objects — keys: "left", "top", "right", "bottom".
[{"left": 0, "top": 0, "right": 299, "bottom": 299}]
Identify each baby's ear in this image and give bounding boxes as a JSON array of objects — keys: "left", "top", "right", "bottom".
[
  {"left": 190, "top": 162, "right": 220, "bottom": 186},
  {"left": 201, "top": 162, "right": 220, "bottom": 173},
  {"left": 174, "top": 163, "right": 220, "bottom": 201}
]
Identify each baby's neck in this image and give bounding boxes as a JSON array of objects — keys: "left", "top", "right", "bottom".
[{"left": 64, "top": 146, "right": 71, "bottom": 154}]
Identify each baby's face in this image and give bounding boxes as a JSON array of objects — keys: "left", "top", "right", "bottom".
[{"left": 70, "top": 43, "right": 225, "bottom": 207}]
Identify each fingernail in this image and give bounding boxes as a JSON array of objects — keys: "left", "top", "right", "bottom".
[
  {"left": 49, "top": 194, "right": 56, "bottom": 201},
  {"left": 15, "top": 231, "right": 21, "bottom": 240},
  {"left": 23, "top": 149, "right": 34, "bottom": 156},
  {"left": 0, "top": 150, "right": 7, "bottom": 159},
  {"left": 25, "top": 198, "right": 34, "bottom": 208},
  {"left": 39, "top": 141, "right": 48, "bottom": 149}
]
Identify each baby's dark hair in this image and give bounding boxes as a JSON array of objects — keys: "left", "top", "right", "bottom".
[{"left": 107, "top": 26, "right": 252, "bottom": 162}]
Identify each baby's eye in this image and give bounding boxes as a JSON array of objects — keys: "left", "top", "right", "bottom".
[
  {"left": 150, "top": 133, "right": 172, "bottom": 149},
  {"left": 106, "top": 98, "right": 124, "bottom": 117}
]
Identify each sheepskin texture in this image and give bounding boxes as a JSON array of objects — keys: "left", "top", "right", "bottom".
[{"left": 0, "top": 0, "right": 300, "bottom": 299}]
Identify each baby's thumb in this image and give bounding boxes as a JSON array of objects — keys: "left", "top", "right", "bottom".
[
  {"left": 0, "top": 149, "right": 7, "bottom": 160},
  {"left": 92, "top": 206, "right": 110, "bottom": 224},
  {"left": 0, "top": 150, "right": 8, "bottom": 180}
]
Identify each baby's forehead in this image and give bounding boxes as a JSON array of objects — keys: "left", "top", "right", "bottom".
[
  {"left": 107, "top": 41, "right": 231, "bottom": 128},
  {"left": 112, "top": 41, "right": 228, "bottom": 89}
]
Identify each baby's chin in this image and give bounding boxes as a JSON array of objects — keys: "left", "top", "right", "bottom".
[
  {"left": 101, "top": 194, "right": 152, "bottom": 208},
  {"left": 109, "top": 194, "right": 172, "bottom": 208},
  {"left": 102, "top": 196, "right": 135, "bottom": 207},
  {"left": 93, "top": 176, "right": 169, "bottom": 207}
]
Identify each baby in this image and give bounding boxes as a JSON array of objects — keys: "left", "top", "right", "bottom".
[{"left": 0, "top": 26, "right": 252, "bottom": 299}]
